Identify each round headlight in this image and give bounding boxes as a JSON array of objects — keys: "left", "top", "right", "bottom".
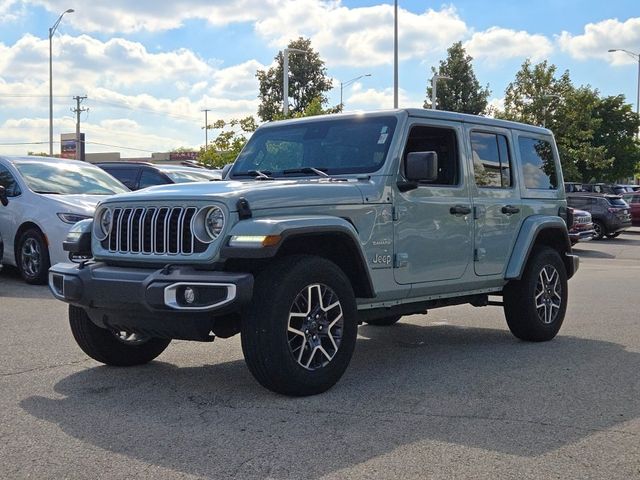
[
  {"left": 95, "top": 208, "right": 112, "bottom": 241},
  {"left": 204, "top": 206, "right": 225, "bottom": 239}
]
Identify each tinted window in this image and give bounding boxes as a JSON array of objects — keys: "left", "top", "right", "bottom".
[
  {"left": 139, "top": 169, "right": 171, "bottom": 189},
  {"left": 231, "top": 116, "right": 397, "bottom": 177},
  {"left": 518, "top": 137, "right": 557, "bottom": 189},
  {"left": 607, "top": 197, "right": 627, "bottom": 207},
  {"left": 0, "top": 164, "right": 21, "bottom": 196},
  {"left": 103, "top": 167, "right": 139, "bottom": 189},
  {"left": 404, "top": 125, "right": 459, "bottom": 186},
  {"left": 567, "top": 196, "right": 588, "bottom": 208},
  {"left": 471, "top": 132, "right": 512, "bottom": 188}
]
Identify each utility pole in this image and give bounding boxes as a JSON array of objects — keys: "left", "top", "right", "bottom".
[
  {"left": 72, "top": 95, "right": 87, "bottom": 161},
  {"left": 202, "top": 109, "right": 210, "bottom": 151}
]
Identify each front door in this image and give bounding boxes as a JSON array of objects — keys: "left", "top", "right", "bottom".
[
  {"left": 466, "top": 127, "right": 522, "bottom": 276},
  {"left": 393, "top": 121, "right": 473, "bottom": 285}
]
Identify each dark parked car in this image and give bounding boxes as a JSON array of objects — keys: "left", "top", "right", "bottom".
[
  {"left": 564, "top": 182, "right": 585, "bottom": 193},
  {"left": 582, "top": 183, "right": 631, "bottom": 195},
  {"left": 567, "top": 207, "right": 595, "bottom": 245},
  {"left": 622, "top": 192, "right": 640, "bottom": 227},
  {"left": 96, "top": 162, "right": 221, "bottom": 191},
  {"left": 567, "top": 194, "right": 632, "bottom": 239}
]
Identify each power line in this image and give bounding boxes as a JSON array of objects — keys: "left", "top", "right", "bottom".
[
  {"left": 90, "top": 98, "right": 200, "bottom": 121},
  {"left": 0, "top": 140, "right": 155, "bottom": 153}
]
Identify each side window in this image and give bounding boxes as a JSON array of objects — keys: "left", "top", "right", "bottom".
[
  {"left": 403, "top": 125, "right": 459, "bottom": 186},
  {"left": 105, "top": 168, "right": 139, "bottom": 190},
  {"left": 139, "top": 169, "right": 170, "bottom": 189},
  {"left": 0, "top": 164, "right": 22, "bottom": 196},
  {"left": 470, "top": 131, "right": 512, "bottom": 188},
  {"left": 518, "top": 136, "right": 558, "bottom": 190}
]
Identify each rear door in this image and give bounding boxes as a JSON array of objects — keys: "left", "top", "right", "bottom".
[{"left": 466, "top": 127, "right": 522, "bottom": 276}]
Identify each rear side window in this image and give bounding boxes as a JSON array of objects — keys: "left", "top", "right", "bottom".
[
  {"left": 470, "top": 132, "right": 512, "bottom": 188},
  {"left": 0, "top": 164, "right": 21, "bottom": 196},
  {"left": 104, "top": 167, "right": 139, "bottom": 189},
  {"left": 518, "top": 137, "right": 558, "bottom": 190}
]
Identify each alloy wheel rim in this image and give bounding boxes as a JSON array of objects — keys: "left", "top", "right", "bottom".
[
  {"left": 20, "top": 238, "right": 41, "bottom": 277},
  {"left": 534, "top": 265, "right": 562, "bottom": 324},
  {"left": 287, "top": 283, "right": 344, "bottom": 371},
  {"left": 593, "top": 223, "right": 602, "bottom": 238},
  {"left": 113, "top": 331, "right": 149, "bottom": 345}
]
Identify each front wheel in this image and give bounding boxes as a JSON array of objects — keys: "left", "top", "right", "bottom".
[
  {"left": 69, "top": 306, "right": 171, "bottom": 366},
  {"left": 241, "top": 255, "right": 357, "bottom": 396},
  {"left": 17, "top": 228, "right": 50, "bottom": 284},
  {"left": 503, "top": 247, "right": 568, "bottom": 342},
  {"left": 592, "top": 221, "right": 605, "bottom": 240}
]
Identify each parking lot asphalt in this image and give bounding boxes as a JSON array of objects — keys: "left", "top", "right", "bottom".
[{"left": 1, "top": 230, "right": 639, "bottom": 480}]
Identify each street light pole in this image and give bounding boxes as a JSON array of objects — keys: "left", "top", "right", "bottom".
[
  {"left": 49, "top": 8, "right": 74, "bottom": 157},
  {"left": 282, "top": 48, "right": 306, "bottom": 116},
  {"left": 340, "top": 74, "right": 372, "bottom": 108},
  {"left": 540, "top": 94, "right": 560, "bottom": 128},
  {"left": 393, "top": 0, "right": 398, "bottom": 108},
  {"left": 608, "top": 48, "right": 640, "bottom": 138},
  {"left": 430, "top": 74, "right": 452, "bottom": 110}
]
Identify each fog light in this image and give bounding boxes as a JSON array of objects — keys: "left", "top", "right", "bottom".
[{"left": 183, "top": 287, "right": 196, "bottom": 304}]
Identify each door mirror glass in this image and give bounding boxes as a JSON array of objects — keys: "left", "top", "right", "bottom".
[
  {"left": 0, "top": 185, "right": 8, "bottom": 206},
  {"left": 406, "top": 151, "right": 438, "bottom": 182}
]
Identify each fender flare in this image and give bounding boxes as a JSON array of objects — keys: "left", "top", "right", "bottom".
[{"left": 505, "top": 215, "right": 574, "bottom": 280}]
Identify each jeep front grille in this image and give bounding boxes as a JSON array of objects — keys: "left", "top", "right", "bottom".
[{"left": 103, "top": 207, "right": 207, "bottom": 255}]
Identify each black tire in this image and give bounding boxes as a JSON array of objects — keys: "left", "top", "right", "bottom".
[
  {"left": 69, "top": 305, "right": 171, "bottom": 366},
  {"left": 16, "top": 228, "right": 50, "bottom": 284},
  {"left": 606, "top": 232, "right": 621, "bottom": 238},
  {"left": 503, "top": 247, "right": 568, "bottom": 342},
  {"left": 241, "top": 255, "right": 357, "bottom": 396},
  {"left": 365, "top": 315, "right": 402, "bottom": 326},
  {"left": 592, "top": 221, "right": 605, "bottom": 240}
]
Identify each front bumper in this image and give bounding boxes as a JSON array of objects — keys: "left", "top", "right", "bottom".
[
  {"left": 48, "top": 262, "right": 253, "bottom": 340},
  {"left": 569, "top": 227, "right": 595, "bottom": 243}
]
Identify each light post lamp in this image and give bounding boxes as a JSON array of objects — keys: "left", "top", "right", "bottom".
[
  {"left": 340, "top": 74, "right": 371, "bottom": 108},
  {"left": 430, "top": 74, "right": 452, "bottom": 110},
  {"left": 282, "top": 47, "right": 306, "bottom": 116},
  {"left": 608, "top": 48, "right": 640, "bottom": 138},
  {"left": 393, "top": 0, "right": 398, "bottom": 108},
  {"left": 49, "top": 8, "right": 74, "bottom": 156}
]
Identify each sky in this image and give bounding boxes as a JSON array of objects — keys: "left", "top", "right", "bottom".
[{"left": 0, "top": 0, "right": 639, "bottom": 157}]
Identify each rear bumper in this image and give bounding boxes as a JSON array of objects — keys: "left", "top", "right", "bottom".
[{"left": 48, "top": 262, "right": 253, "bottom": 340}]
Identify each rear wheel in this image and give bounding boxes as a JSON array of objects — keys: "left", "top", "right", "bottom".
[
  {"left": 592, "top": 221, "right": 605, "bottom": 240},
  {"left": 365, "top": 315, "right": 402, "bottom": 326},
  {"left": 503, "top": 247, "right": 568, "bottom": 342},
  {"left": 69, "top": 305, "right": 171, "bottom": 366},
  {"left": 241, "top": 255, "right": 357, "bottom": 396}
]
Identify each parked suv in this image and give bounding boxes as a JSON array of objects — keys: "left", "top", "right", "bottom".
[
  {"left": 49, "top": 109, "right": 578, "bottom": 396},
  {"left": 96, "top": 162, "right": 221, "bottom": 190},
  {"left": 622, "top": 192, "right": 640, "bottom": 226},
  {"left": 567, "top": 194, "right": 631, "bottom": 239}
]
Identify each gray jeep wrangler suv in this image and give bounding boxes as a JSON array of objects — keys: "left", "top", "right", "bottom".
[{"left": 49, "top": 109, "right": 578, "bottom": 396}]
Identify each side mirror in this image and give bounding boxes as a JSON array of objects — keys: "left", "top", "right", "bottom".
[
  {"left": 0, "top": 185, "right": 8, "bottom": 206},
  {"left": 406, "top": 151, "right": 438, "bottom": 182},
  {"left": 221, "top": 163, "right": 233, "bottom": 179}
]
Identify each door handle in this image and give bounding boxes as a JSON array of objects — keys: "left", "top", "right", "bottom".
[
  {"left": 450, "top": 205, "right": 471, "bottom": 215},
  {"left": 501, "top": 205, "right": 520, "bottom": 215}
]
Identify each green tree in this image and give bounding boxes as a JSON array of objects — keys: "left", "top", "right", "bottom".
[
  {"left": 500, "top": 59, "right": 572, "bottom": 126},
  {"left": 424, "top": 42, "right": 490, "bottom": 114},
  {"left": 198, "top": 116, "right": 258, "bottom": 168},
  {"left": 257, "top": 37, "right": 335, "bottom": 121}
]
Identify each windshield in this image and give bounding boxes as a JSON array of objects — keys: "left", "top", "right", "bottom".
[
  {"left": 607, "top": 197, "right": 628, "bottom": 207},
  {"left": 230, "top": 116, "right": 397, "bottom": 178},
  {"left": 162, "top": 170, "right": 218, "bottom": 183},
  {"left": 15, "top": 161, "right": 129, "bottom": 195}
]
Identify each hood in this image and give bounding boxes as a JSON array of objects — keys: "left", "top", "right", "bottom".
[
  {"left": 100, "top": 179, "right": 365, "bottom": 211},
  {"left": 41, "top": 194, "right": 104, "bottom": 214}
]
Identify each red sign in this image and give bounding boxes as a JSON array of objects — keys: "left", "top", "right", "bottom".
[{"left": 170, "top": 151, "right": 198, "bottom": 161}]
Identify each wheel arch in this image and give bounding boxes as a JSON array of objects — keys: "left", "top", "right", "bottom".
[
  {"left": 506, "top": 215, "right": 576, "bottom": 280},
  {"left": 221, "top": 216, "right": 376, "bottom": 298},
  {"left": 14, "top": 221, "right": 48, "bottom": 258}
]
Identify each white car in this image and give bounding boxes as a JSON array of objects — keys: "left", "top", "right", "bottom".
[{"left": 0, "top": 156, "right": 128, "bottom": 284}]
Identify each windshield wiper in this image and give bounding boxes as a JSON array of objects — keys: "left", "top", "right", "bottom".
[
  {"left": 282, "top": 167, "right": 330, "bottom": 178},
  {"left": 34, "top": 190, "right": 61, "bottom": 194},
  {"left": 234, "top": 170, "right": 273, "bottom": 180}
]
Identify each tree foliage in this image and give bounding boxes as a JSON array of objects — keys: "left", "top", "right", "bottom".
[
  {"left": 497, "top": 59, "right": 640, "bottom": 182},
  {"left": 256, "top": 37, "right": 334, "bottom": 121},
  {"left": 424, "top": 42, "right": 490, "bottom": 114},
  {"left": 197, "top": 116, "right": 258, "bottom": 168}
]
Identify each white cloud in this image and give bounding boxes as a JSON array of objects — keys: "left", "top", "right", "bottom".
[
  {"left": 465, "top": 27, "right": 553, "bottom": 63},
  {"left": 558, "top": 17, "right": 640, "bottom": 65},
  {"left": 346, "top": 86, "right": 421, "bottom": 111}
]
